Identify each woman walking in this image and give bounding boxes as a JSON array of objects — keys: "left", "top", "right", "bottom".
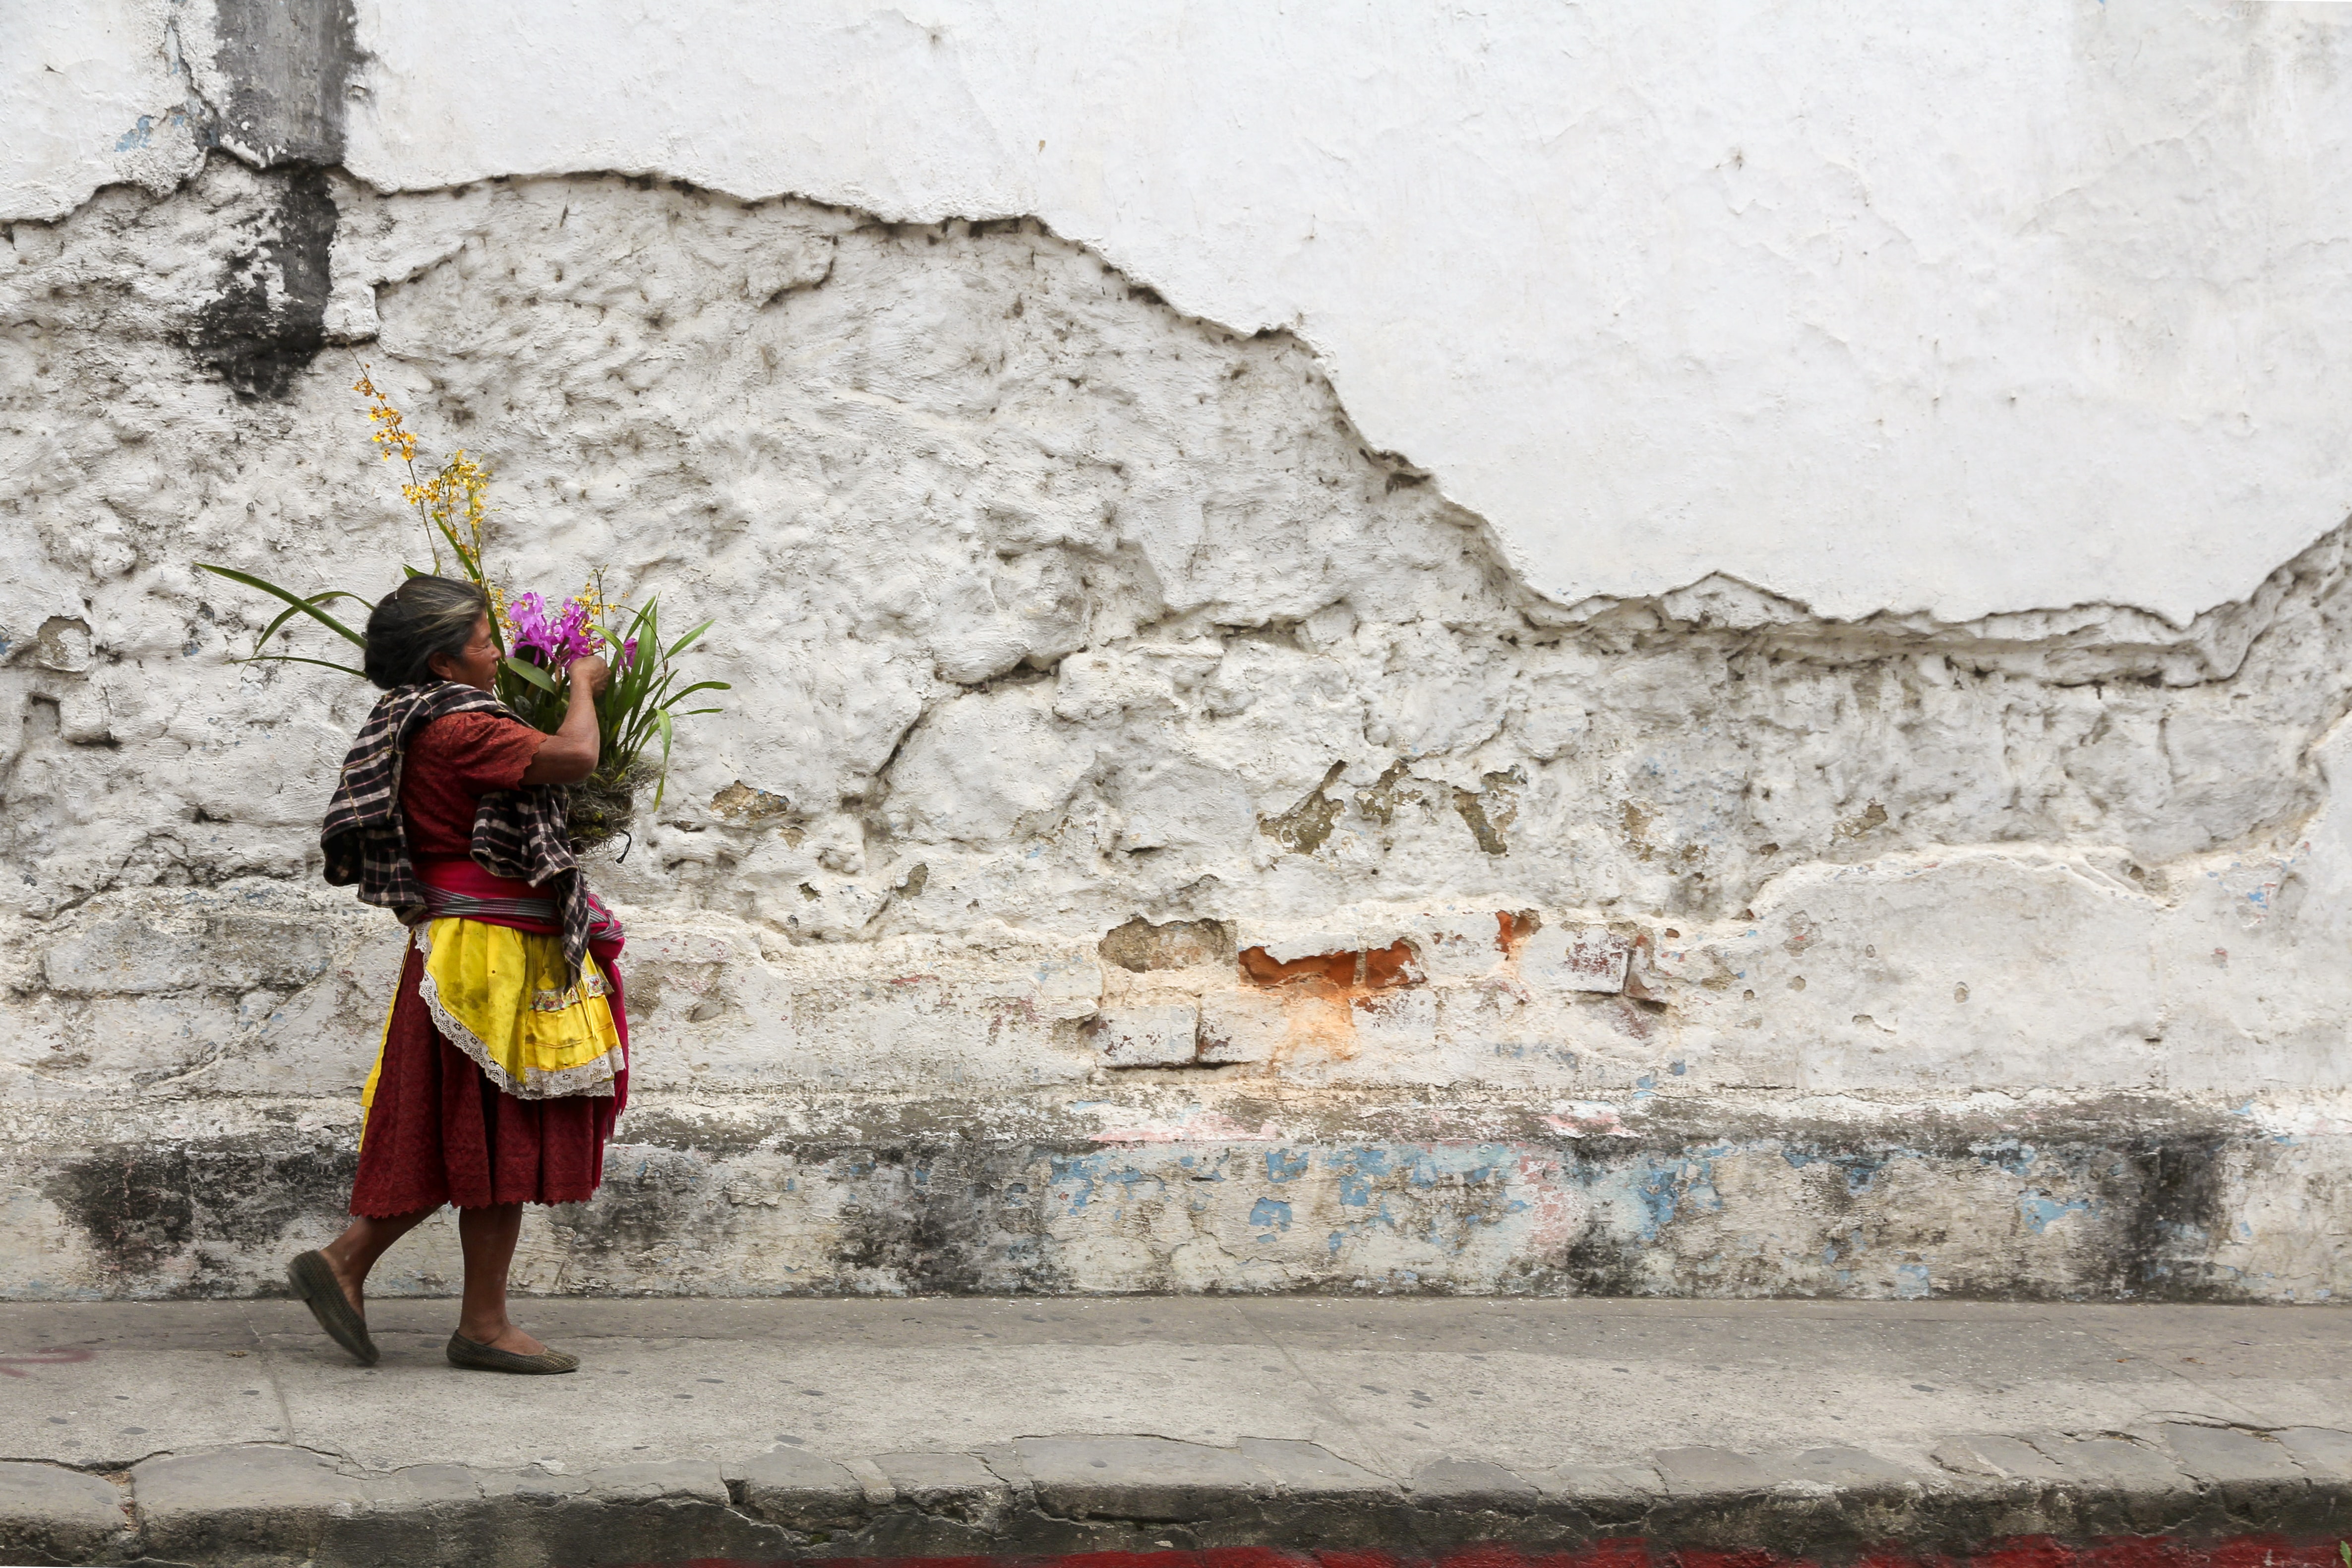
[{"left": 287, "top": 575, "right": 626, "bottom": 1374}]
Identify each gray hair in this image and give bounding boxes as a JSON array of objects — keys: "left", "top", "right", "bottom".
[{"left": 362, "top": 575, "right": 490, "bottom": 690}]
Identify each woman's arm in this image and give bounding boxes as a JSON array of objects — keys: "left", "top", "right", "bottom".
[{"left": 520, "top": 656, "right": 610, "bottom": 786}]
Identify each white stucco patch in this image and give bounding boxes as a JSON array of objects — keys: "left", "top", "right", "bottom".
[
  {"left": 1, "top": 0, "right": 211, "bottom": 216},
  {"left": 11, "top": 3, "right": 2352, "bottom": 619}
]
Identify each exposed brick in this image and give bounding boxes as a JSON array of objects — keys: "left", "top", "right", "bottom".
[
  {"left": 1240, "top": 942, "right": 1420, "bottom": 993},
  {"left": 1241, "top": 948, "right": 1360, "bottom": 988}
]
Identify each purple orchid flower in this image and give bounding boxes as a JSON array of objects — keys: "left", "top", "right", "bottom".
[
  {"left": 553, "top": 598, "right": 599, "bottom": 664},
  {"left": 509, "top": 591, "right": 604, "bottom": 669}
]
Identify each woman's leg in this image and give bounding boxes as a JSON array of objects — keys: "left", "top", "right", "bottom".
[
  {"left": 454, "top": 1203, "right": 549, "bottom": 1353},
  {"left": 319, "top": 1208, "right": 436, "bottom": 1314}
]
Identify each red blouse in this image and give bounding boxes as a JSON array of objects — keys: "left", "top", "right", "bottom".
[{"left": 400, "top": 712, "right": 547, "bottom": 858}]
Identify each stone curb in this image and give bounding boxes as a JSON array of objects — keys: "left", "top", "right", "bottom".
[
  {"left": 0, "top": 1420, "right": 2343, "bottom": 1566},
  {"left": 0, "top": 1460, "right": 132, "bottom": 1564}
]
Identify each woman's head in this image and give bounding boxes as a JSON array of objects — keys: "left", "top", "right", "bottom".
[{"left": 362, "top": 575, "right": 495, "bottom": 690}]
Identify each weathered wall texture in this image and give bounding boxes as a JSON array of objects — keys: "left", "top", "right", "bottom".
[{"left": 0, "top": 4, "right": 2347, "bottom": 1303}]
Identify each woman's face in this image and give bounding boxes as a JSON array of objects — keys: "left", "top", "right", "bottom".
[{"left": 428, "top": 613, "right": 501, "bottom": 692}]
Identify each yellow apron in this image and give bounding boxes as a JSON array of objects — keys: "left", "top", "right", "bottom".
[{"left": 362, "top": 917, "right": 624, "bottom": 1123}]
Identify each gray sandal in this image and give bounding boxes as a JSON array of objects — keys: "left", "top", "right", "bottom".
[
  {"left": 288, "top": 1250, "right": 378, "bottom": 1366},
  {"left": 446, "top": 1331, "right": 579, "bottom": 1375}
]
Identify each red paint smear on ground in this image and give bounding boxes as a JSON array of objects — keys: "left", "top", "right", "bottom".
[
  {"left": 629, "top": 1534, "right": 2350, "bottom": 1568},
  {"left": 0, "top": 1346, "right": 95, "bottom": 1377}
]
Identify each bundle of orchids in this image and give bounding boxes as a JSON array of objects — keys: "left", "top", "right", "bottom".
[{"left": 196, "top": 366, "right": 726, "bottom": 847}]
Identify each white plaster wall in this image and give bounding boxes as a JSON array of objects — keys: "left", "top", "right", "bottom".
[
  {"left": 10, "top": 2, "right": 2352, "bottom": 621},
  {"left": 4, "top": 6, "right": 2350, "bottom": 1302},
  {"left": 0, "top": 0, "right": 207, "bottom": 217},
  {"left": 1, "top": 159, "right": 2347, "bottom": 1299}
]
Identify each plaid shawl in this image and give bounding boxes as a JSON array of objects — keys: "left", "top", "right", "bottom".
[{"left": 320, "top": 681, "right": 603, "bottom": 979}]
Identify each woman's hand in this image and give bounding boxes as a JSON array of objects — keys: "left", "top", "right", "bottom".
[
  {"left": 520, "top": 656, "right": 609, "bottom": 786},
  {"left": 567, "top": 654, "right": 611, "bottom": 699}
]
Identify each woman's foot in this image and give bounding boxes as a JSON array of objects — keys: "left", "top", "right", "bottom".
[
  {"left": 457, "top": 1319, "right": 548, "bottom": 1357},
  {"left": 317, "top": 1241, "right": 368, "bottom": 1317},
  {"left": 299, "top": 1207, "right": 434, "bottom": 1366},
  {"left": 288, "top": 1250, "right": 379, "bottom": 1366},
  {"left": 447, "top": 1203, "right": 568, "bottom": 1370},
  {"left": 446, "top": 1326, "right": 578, "bottom": 1375}
]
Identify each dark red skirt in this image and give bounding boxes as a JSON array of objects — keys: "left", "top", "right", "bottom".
[{"left": 349, "top": 939, "right": 626, "bottom": 1215}]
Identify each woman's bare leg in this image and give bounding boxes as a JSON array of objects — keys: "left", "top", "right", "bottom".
[
  {"left": 454, "top": 1203, "right": 547, "bottom": 1354},
  {"left": 318, "top": 1208, "right": 436, "bottom": 1316}
]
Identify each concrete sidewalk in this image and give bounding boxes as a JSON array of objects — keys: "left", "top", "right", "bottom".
[{"left": 0, "top": 1296, "right": 2347, "bottom": 1565}]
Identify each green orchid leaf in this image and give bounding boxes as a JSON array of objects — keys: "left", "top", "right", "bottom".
[
  {"left": 256, "top": 589, "right": 371, "bottom": 651},
  {"left": 500, "top": 656, "right": 560, "bottom": 693},
  {"left": 196, "top": 564, "right": 369, "bottom": 646},
  {"left": 649, "top": 708, "right": 675, "bottom": 810},
  {"left": 235, "top": 654, "right": 369, "bottom": 678}
]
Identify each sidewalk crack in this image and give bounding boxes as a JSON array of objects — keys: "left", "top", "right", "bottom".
[{"left": 1227, "top": 1299, "right": 1404, "bottom": 1479}]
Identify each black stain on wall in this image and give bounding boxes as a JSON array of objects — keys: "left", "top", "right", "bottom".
[
  {"left": 30, "top": 1104, "right": 2261, "bottom": 1303},
  {"left": 45, "top": 1135, "right": 353, "bottom": 1290},
  {"left": 549, "top": 1134, "right": 1079, "bottom": 1296},
  {"left": 2113, "top": 1131, "right": 2232, "bottom": 1297},
  {"left": 181, "top": 0, "right": 357, "bottom": 398},
  {"left": 184, "top": 165, "right": 338, "bottom": 400},
  {"left": 1551, "top": 1107, "right": 2247, "bottom": 1304},
  {"left": 830, "top": 1142, "right": 1076, "bottom": 1295},
  {"left": 543, "top": 1145, "right": 715, "bottom": 1269}
]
